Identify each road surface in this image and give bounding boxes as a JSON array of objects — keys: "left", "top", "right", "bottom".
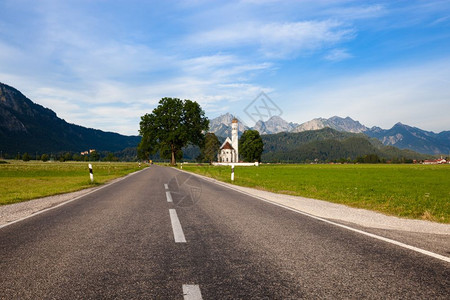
[{"left": 1, "top": 165, "right": 449, "bottom": 299}]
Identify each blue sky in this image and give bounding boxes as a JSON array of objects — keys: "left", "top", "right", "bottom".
[{"left": 1, "top": 0, "right": 449, "bottom": 135}]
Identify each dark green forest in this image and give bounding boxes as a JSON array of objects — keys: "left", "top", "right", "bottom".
[{"left": 261, "top": 128, "right": 431, "bottom": 163}]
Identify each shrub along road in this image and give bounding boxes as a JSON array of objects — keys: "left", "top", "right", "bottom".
[{"left": 1, "top": 165, "right": 448, "bottom": 298}]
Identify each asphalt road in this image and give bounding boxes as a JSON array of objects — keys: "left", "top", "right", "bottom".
[{"left": 1, "top": 165, "right": 449, "bottom": 299}]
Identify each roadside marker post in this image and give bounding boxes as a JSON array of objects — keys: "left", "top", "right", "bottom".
[
  {"left": 88, "top": 164, "right": 94, "bottom": 182},
  {"left": 231, "top": 164, "right": 235, "bottom": 182}
]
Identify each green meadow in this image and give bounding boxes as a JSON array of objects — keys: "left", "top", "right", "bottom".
[
  {"left": 0, "top": 161, "right": 145, "bottom": 205},
  {"left": 182, "top": 164, "right": 450, "bottom": 223}
]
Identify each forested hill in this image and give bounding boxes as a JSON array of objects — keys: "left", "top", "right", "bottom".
[
  {"left": 0, "top": 82, "right": 140, "bottom": 154},
  {"left": 261, "top": 128, "right": 430, "bottom": 163}
]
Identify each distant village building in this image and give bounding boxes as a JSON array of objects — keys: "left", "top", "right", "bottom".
[
  {"left": 422, "top": 157, "right": 448, "bottom": 164},
  {"left": 80, "top": 149, "right": 96, "bottom": 156},
  {"left": 218, "top": 118, "right": 239, "bottom": 163}
]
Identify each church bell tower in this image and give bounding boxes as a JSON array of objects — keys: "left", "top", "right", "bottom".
[{"left": 231, "top": 118, "right": 239, "bottom": 162}]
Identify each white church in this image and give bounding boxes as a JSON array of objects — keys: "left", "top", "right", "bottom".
[{"left": 218, "top": 118, "right": 239, "bottom": 163}]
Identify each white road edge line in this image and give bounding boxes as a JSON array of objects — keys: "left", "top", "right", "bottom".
[
  {"left": 164, "top": 183, "right": 169, "bottom": 190},
  {"left": 258, "top": 198, "right": 450, "bottom": 263},
  {"left": 175, "top": 169, "right": 450, "bottom": 263},
  {"left": 183, "top": 284, "right": 203, "bottom": 300},
  {"left": 0, "top": 168, "right": 149, "bottom": 230},
  {"left": 166, "top": 191, "right": 173, "bottom": 203},
  {"left": 169, "top": 209, "right": 186, "bottom": 243}
]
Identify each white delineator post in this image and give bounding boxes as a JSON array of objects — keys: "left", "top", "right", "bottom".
[
  {"left": 231, "top": 164, "right": 235, "bottom": 182},
  {"left": 88, "top": 164, "right": 94, "bottom": 182}
]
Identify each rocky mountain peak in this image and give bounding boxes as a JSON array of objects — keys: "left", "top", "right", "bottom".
[
  {"left": 253, "top": 115, "right": 298, "bottom": 134},
  {"left": 292, "top": 116, "right": 368, "bottom": 133}
]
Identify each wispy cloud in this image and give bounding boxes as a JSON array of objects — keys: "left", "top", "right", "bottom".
[
  {"left": 324, "top": 48, "right": 353, "bottom": 61},
  {"left": 322, "top": 4, "right": 386, "bottom": 20},
  {"left": 430, "top": 15, "right": 450, "bottom": 26},
  {"left": 188, "top": 20, "right": 355, "bottom": 58}
]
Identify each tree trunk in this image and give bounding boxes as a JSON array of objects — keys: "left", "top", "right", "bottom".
[{"left": 171, "top": 144, "right": 176, "bottom": 165}]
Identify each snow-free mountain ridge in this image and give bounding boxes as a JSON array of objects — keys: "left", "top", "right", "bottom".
[
  {"left": 254, "top": 115, "right": 298, "bottom": 135},
  {"left": 292, "top": 116, "right": 368, "bottom": 133},
  {"left": 0, "top": 82, "right": 140, "bottom": 154}
]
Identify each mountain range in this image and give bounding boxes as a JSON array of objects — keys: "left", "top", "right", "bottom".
[
  {"left": 210, "top": 114, "right": 450, "bottom": 155},
  {"left": 1, "top": 81, "right": 447, "bottom": 159},
  {"left": 0, "top": 82, "right": 140, "bottom": 155}
]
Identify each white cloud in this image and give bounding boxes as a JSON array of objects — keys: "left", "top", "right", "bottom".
[
  {"left": 321, "top": 4, "right": 386, "bottom": 20},
  {"left": 324, "top": 48, "right": 352, "bottom": 61},
  {"left": 188, "top": 20, "right": 355, "bottom": 58},
  {"left": 180, "top": 54, "right": 272, "bottom": 80}
]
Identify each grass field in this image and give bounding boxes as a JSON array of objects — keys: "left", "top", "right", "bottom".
[
  {"left": 182, "top": 164, "right": 450, "bottom": 223},
  {"left": 0, "top": 161, "right": 146, "bottom": 205}
]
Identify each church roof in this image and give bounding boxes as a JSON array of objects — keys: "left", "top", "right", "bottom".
[
  {"left": 232, "top": 118, "right": 238, "bottom": 123},
  {"left": 221, "top": 141, "right": 234, "bottom": 150},
  {"left": 220, "top": 137, "right": 233, "bottom": 149}
]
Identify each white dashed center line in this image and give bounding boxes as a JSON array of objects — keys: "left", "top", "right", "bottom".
[
  {"left": 167, "top": 185, "right": 199, "bottom": 294},
  {"left": 183, "top": 284, "right": 203, "bottom": 300},
  {"left": 169, "top": 209, "right": 186, "bottom": 243},
  {"left": 166, "top": 191, "right": 173, "bottom": 203}
]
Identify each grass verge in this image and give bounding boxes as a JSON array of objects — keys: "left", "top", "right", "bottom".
[
  {"left": 0, "top": 161, "right": 146, "bottom": 205},
  {"left": 182, "top": 164, "right": 450, "bottom": 223}
]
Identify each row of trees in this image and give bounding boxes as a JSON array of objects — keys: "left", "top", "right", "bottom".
[
  {"left": 1, "top": 147, "right": 140, "bottom": 162},
  {"left": 6, "top": 151, "right": 121, "bottom": 162},
  {"left": 138, "top": 98, "right": 264, "bottom": 165}
]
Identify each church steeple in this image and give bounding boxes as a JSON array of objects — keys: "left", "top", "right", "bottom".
[
  {"left": 217, "top": 117, "right": 239, "bottom": 163},
  {"left": 231, "top": 118, "right": 239, "bottom": 162}
]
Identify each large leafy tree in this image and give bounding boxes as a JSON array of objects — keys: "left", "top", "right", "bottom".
[
  {"left": 138, "top": 97, "right": 209, "bottom": 165},
  {"left": 239, "top": 130, "right": 264, "bottom": 162},
  {"left": 201, "top": 132, "right": 220, "bottom": 164}
]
